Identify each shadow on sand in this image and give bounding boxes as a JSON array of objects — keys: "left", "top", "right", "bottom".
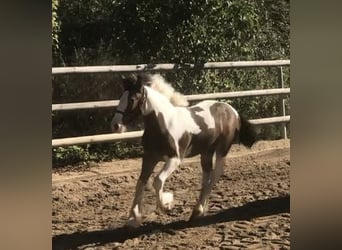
[{"left": 53, "top": 195, "right": 289, "bottom": 249}]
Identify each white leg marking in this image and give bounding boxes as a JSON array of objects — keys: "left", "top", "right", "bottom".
[
  {"left": 153, "top": 157, "right": 180, "bottom": 211},
  {"left": 126, "top": 204, "right": 142, "bottom": 228},
  {"left": 133, "top": 204, "right": 141, "bottom": 218},
  {"left": 160, "top": 192, "right": 174, "bottom": 210}
]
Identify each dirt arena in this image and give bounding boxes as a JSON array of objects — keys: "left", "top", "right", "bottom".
[{"left": 52, "top": 139, "right": 290, "bottom": 250}]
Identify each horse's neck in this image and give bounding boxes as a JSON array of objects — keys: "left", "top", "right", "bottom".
[{"left": 144, "top": 86, "right": 176, "bottom": 116}]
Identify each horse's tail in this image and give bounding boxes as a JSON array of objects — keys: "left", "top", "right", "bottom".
[{"left": 238, "top": 116, "right": 257, "bottom": 148}]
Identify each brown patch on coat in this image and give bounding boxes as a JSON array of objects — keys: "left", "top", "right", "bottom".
[
  {"left": 142, "top": 111, "right": 177, "bottom": 160},
  {"left": 178, "top": 132, "right": 191, "bottom": 159},
  {"left": 209, "top": 103, "right": 240, "bottom": 156}
]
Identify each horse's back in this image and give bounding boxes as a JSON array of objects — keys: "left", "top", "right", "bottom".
[
  {"left": 190, "top": 100, "right": 240, "bottom": 131},
  {"left": 183, "top": 101, "right": 240, "bottom": 157}
]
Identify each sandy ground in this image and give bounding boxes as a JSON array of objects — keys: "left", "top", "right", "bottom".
[{"left": 52, "top": 139, "right": 290, "bottom": 250}]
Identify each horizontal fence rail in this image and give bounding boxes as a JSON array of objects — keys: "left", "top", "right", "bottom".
[
  {"left": 52, "top": 60, "right": 290, "bottom": 146},
  {"left": 52, "top": 88, "right": 290, "bottom": 111},
  {"left": 52, "top": 60, "right": 290, "bottom": 75},
  {"left": 52, "top": 116, "right": 290, "bottom": 147}
]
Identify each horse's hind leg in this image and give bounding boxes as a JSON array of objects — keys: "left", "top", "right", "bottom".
[
  {"left": 190, "top": 152, "right": 225, "bottom": 220},
  {"left": 153, "top": 157, "right": 180, "bottom": 212},
  {"left": 127, "top": 153, "right": 159, "bottom": 228}
]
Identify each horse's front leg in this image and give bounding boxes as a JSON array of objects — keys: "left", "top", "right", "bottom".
[
  {"left": 127, "top": 153, "right": 158, "bottom": 228},
  {"left": 153, "top": 157, "right": 180, "bottom": 212}
]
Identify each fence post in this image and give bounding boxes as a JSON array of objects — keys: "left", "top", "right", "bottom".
[{"left": 278, "top": 66, "right": 287, "bottom": 139}]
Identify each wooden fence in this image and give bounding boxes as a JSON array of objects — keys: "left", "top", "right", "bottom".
[
  {"left": 52, "top": 60, "right": 289, "bottom": 74},
  {"left": 52, "top": 60, "right": 290, "bottom": 147}
]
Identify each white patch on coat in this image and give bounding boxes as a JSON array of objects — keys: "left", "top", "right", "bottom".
[
  {"left": 143, "top": 86, "right": 175, "bottom": 116},
  {"left": 143, "top": 86, "right": 201, "bottom": 156},
  {"left": 192, "top": 100, "right": 217, "bottom": 129}
]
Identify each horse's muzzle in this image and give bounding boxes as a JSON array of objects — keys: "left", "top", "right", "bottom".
[{"left": 111, "top": 123, "right": 127, "bottom": 133}]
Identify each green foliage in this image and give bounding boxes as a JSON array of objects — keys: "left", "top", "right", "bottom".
[
  {"left": 52, "top": 0, "right": 65, "bottom": 66},
  {"left": 55, "top": 0, "right": 289, "bottom": 65},
  {"left": 52, "top": 0, "right": 290, "bottom": 166},
  {"left": 53, "top": 145, "right": 93, "bottom": 166},
  {"left": 52, "top": 0, "right": 59, "bottom": 48},
  {"left": 52, "top": 142, "right": 143, "bottom": 167}
]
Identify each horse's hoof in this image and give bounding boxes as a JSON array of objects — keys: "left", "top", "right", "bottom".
[
  {"left": 189, "top": 205, "right": 205, "bottom": 221},
  {"left": 163, "top": 202, "right": 174, "bottom": 212},
  {"left": 126, "top": 217, "right": 142, "bottom": 228},
  {"left": 189, "top": 211, "right": 202, "bottom": 221},
  {"left": 158, "top": 202, "right": 174, "bottom": 213}
]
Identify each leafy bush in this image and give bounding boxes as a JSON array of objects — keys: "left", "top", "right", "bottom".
[
  {"left": 53, "top": 145, "right": 93, "bottom": 166},
  {"left": 52, "top": 0, "right": 290, "bottom": 167}
]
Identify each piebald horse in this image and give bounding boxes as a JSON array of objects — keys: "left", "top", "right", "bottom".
[{"left": 111, "top": 73, "right": 257, "bottom": 228}]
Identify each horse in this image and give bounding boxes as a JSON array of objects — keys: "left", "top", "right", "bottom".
[{"left": 111, "top": 73, "right": 257, "bottom": 228}]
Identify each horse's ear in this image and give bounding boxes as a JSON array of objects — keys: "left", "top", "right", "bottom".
[
  {"left": 136, "top": 74, "right": 144, "bottom": 90},
  {"left": 118, "top": 74, "right": 125, "bottom": 90},
  {"left": 121, "top": 73, "right": 137, "bottom": 90}
]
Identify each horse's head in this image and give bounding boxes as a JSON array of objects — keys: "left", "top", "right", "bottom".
[{"left": 111, "top": 73, "right": 147, "bottom": 133}]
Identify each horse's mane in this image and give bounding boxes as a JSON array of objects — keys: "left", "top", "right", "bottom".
[{"left": 145, "top": 74, "right": 189, "bottom": 107}]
